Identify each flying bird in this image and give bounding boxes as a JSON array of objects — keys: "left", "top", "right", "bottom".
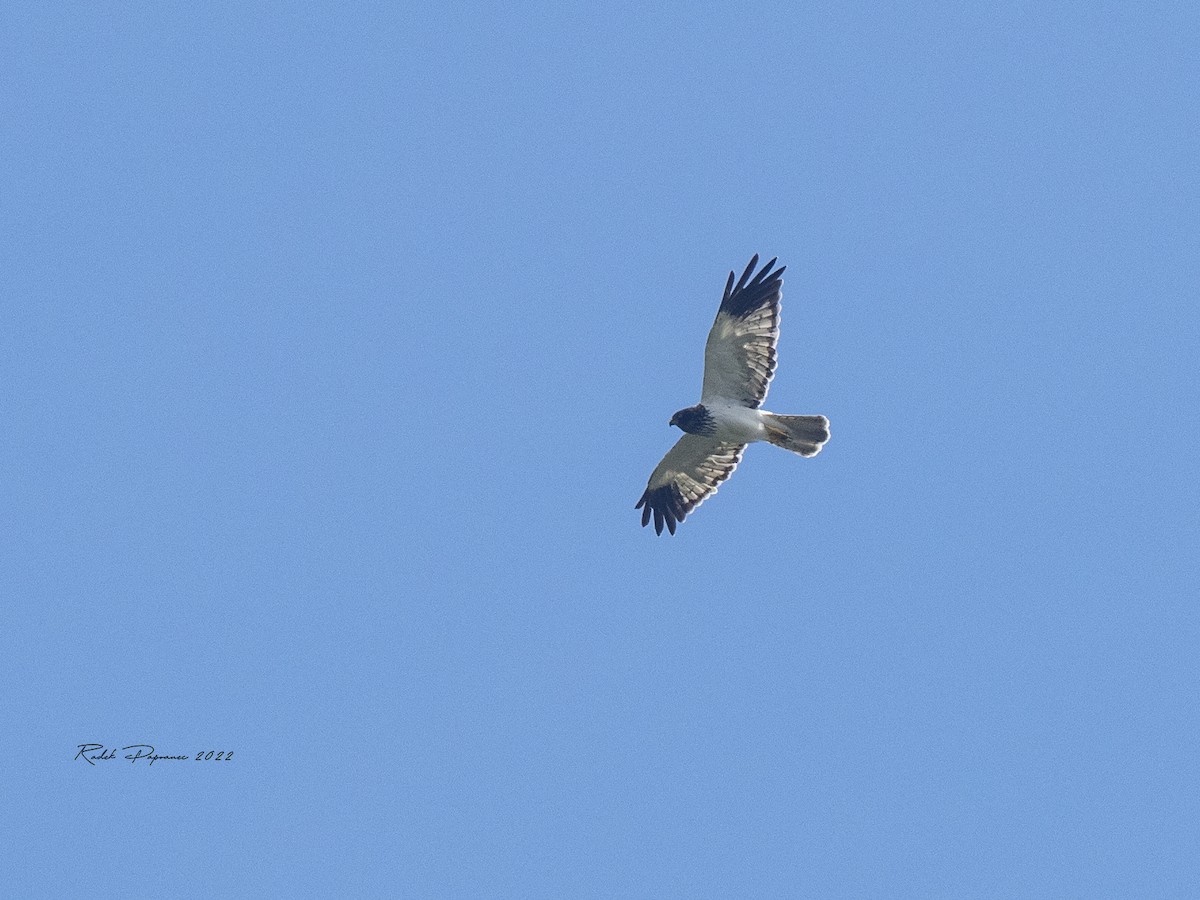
[{"left": 636, "top": 254, "right": 830, "bottom": 535}]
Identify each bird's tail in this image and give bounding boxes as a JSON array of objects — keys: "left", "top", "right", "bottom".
[{"left": 763, "top": 414, "right": 830, "bottom": 457}]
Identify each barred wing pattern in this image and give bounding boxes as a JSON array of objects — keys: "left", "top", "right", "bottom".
[
  {"left": 700, "top": 255, "right": 783, "bottom": 409},
  {"left": 635, "top": 435, "right": 745, "bottom": 535}
]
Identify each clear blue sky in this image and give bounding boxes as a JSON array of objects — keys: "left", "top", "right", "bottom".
[{"left": 5, "top": 2, "right": 1199, "bottom": 897}]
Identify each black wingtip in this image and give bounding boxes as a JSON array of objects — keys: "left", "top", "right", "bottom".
[
  {"left": 733, "top": 254, "right": 759, "bottom": 293},
  {"left": 719, "top": 254, "right": 784, "bottom": 319},
  {"left": 749, "top": 257, "right": 778, "bottom": 286},
  {"left": 637, "top": 483, "right": 688, "bottom": 535}
]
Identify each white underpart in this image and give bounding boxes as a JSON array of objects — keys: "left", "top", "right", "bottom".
[{"left": 705, "top": 403, "right": 770, "bottom": 444}]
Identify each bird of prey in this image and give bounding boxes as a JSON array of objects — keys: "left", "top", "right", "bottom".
[{"left": 636, "top": 254, "right": 830, "bottom": 535}]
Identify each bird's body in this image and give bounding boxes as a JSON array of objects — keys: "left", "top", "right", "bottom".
[
  {"left": 636, "top": 255, "right": 830, "bottom": 535},
  {"left": 670, "top": 402, "right": 767, "bottom": 443}
]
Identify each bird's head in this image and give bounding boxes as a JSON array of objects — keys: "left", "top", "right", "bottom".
[{"left": 669, "top": 404, "right": 716, "bottom": 435}]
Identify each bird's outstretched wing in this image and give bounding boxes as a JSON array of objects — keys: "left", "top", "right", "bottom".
[
  {"left": 700, "top": 254, "right": 783, "bottom": 409},
  {"left": 635, "top": 435, "right": 745, "bottom": 535}
]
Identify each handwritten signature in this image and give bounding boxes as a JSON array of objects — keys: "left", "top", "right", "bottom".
[{"left": 75, "top": 744, "right": 233, "bottom": 765}]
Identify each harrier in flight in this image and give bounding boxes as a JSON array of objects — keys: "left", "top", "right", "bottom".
[{"left": 636, "top": 254, "right": 830, "bottom": 535}]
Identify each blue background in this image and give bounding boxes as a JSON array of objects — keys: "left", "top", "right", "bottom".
[{"left": 5, "top": 2, "right": 1199, "bottom": 896}]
